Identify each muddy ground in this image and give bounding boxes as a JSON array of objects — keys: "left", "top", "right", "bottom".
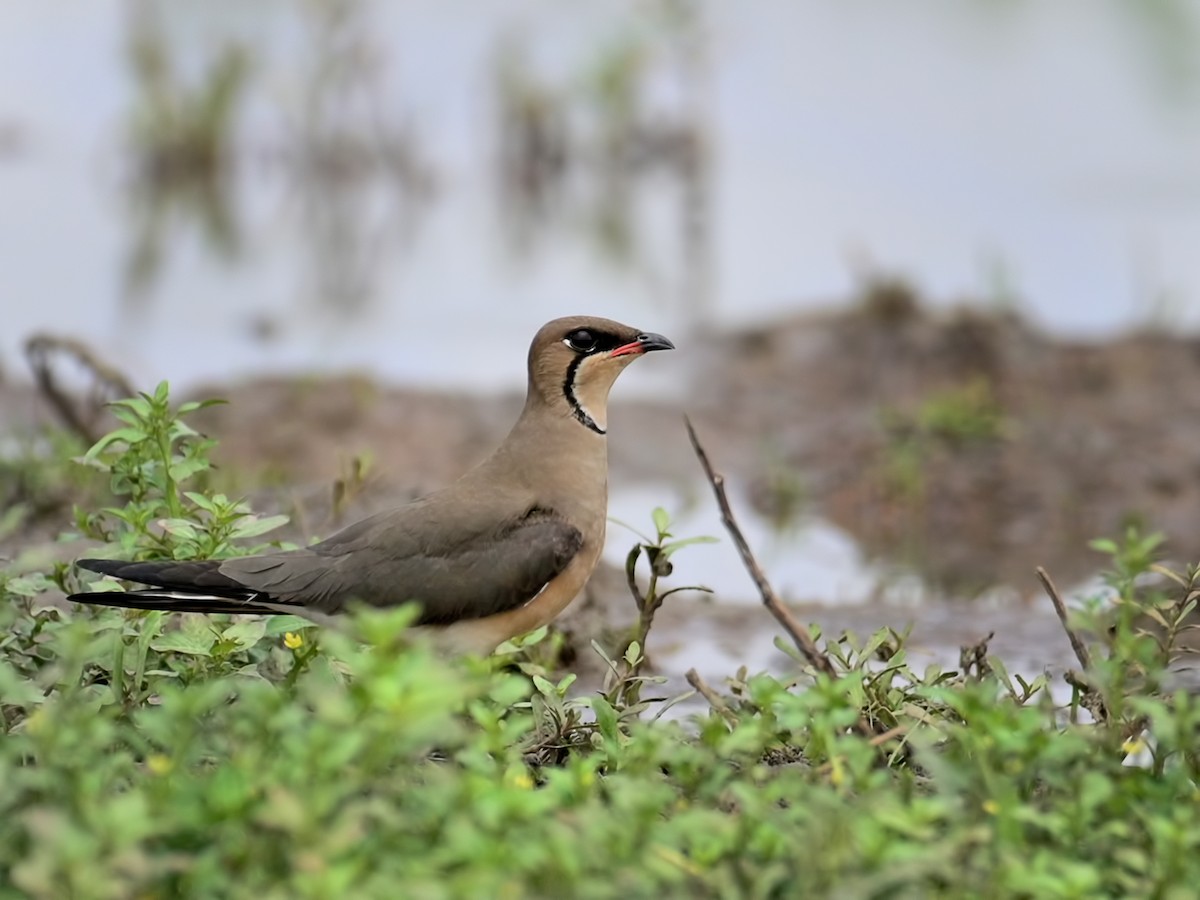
[{"left": 4, "top": 289, "right": 1200, "bottom": 678}]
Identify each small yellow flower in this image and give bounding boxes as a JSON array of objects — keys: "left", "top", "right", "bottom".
[
  {"left": 147, "top": 754, "right": 173, "bottom": 775},
  {"left": 830, "top": 756, "right": 846, "bottom": 788},
  {"left": 982, "top": 800, "right": 1000, "bottom": 815},
  {"left": 1122, "top": 736, "right": 1147, "bottom": 756},
  {"left": 23, "top": 708, "right": 45, "bottom": 736},
  {"left": 284, "top": 632, "right": 304, "bottom": 650},
  {"left": 505, "top": 770, "right": 534, "bottom": 790}
]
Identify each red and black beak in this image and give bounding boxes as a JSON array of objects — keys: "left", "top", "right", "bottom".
[{"left": 610, "top": 332, "right": 675, "bottom": 358}]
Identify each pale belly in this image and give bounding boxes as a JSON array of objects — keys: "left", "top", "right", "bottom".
[{"left": 425, "top": 538, "right": 604, "bottom": 656}]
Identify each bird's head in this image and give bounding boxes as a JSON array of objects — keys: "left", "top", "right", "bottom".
[{"left": 526, "top": 315, "right": 674, "bottom": 434}]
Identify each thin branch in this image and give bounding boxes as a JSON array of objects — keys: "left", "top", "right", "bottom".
[
  {"left": 685, "top": 668, "right": 737, "bottom": 726},
  {"left": 624, "top": 546, "right": 646, "bottom": 612},
  {"left": 866, "top": 724, "right": 907, "bottom": 748},
  {"left": 1064, "top": 668, "right": 1108, "bottom": 723},
  {"left": 685, "top": 416, "right": 839, "bottom": 680},
  {"left": 1036, "top": 566, "right": 1092, "bottom": 671},
  {"left": 25, "top": 333, "right": 135, "bottom": 444}
]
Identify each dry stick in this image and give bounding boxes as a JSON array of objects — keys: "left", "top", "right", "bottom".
[
  {"left": 1038, "top": 567, "right": 1108, "bottom": 722},
  {"left": 1035, "top": 566, "right": 1092, "bottom": 671},
  {"left": 25, "top": 333, "right": 136, "bottom": 444},
  {"left": 686, "top": 418, "right": 882, "bottom": 741},
  {"left": 685, "top": 416, "right": 840, "bottom": 680},
  {"left": 685, "top": 668, "right": 737, "bottom": 726},
  {"left": 1064, "top": 669, "right": 1108, "bottom": 723}
]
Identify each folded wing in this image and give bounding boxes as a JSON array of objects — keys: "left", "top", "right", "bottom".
[{"left": 70, "top": 509, "right": 584, "bottom": 626}]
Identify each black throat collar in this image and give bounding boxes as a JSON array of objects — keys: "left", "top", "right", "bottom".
[{"left": 562, "top": 356, "right": 606, "bottom": 435}]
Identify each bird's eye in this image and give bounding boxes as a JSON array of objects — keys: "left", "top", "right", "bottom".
[{"left": 564, "top": 329, "right": 598, "bottom": 353}]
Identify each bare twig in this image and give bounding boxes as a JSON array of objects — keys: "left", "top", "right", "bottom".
[
  {"left": 1036, "top": 566, "right": 1092, "bottom": 671},
  {"left": 869, "top": 724, "right": 908, "bottom": 748},
  {"left": 685, "top": 417, "right": 839, "bottom": 680},
  {"left": 1064, "top": 668, "right": 1108, "bottom": 723},
  {"left": 686, "top": 668, "right": 737, "bottom": 726},
  {"left": 624, "top": 547, "right": 645, "bottom": 611},
  {"left": 24, "top": 334, "right": 136, "bottom": 444},
  {"left": 959, "top": 631, "right": 995, "bottom": 682}
]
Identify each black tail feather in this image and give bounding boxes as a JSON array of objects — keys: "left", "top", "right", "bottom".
[
  {"left": 66, "top": 588, "right": 282, "bottom": 616},
  {"left": 71, "top": 557, "right": 290, "bottom": 616},
  {"left": 76, "top": 558, "right": 246, "bottom": 594}
]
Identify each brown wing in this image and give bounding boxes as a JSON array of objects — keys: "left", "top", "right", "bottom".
[
  {"left": 72, "top": 510, "right": 582, "bottom": 627},
  {"left": 218, "top": 507, "right": 583, "bottom": 625}
]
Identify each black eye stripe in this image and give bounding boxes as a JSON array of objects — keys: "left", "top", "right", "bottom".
[{"left": 564, "top": 329, "right": 623, "bottom": 354}]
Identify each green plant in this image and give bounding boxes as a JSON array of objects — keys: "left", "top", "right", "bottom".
[
  {"left": 4, "top": 388, "right": 1200, "bottom": 898},
  {"left": 610, "top": 507, "right": 715, "bottom": 701},
  {"left": 71, "top": 381, "right": 288, "bottom": 561},
  {"left": 0, "top": 429, "right": 91, "bottom": 538},
  {"left": 878, "top": 377, "right": 1008, "bottom": 500},
  {"left": 915, "top": 377, "right": 1007, "bottom": 445},
  {"left": 497, "top": 508, "right": 715, "bottom": 767}
]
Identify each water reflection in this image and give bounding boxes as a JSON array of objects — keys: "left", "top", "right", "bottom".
[
  {"left": 121, "top": 4, "right": 248, "bottom": 301},
  {"left": 277, "top": 0, "right": 436, "bottom": 316},
  {"left": 492, "top": 1, "right": 712, "bottom": 312},
  {"left": 119, "top": 0, "right": 438, "bottom": 316},
  {"left": 114, "top": 0, "right": 712, "bottom": 324}
]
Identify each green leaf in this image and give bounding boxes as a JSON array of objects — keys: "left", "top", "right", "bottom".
[
  {"left": 590, "top": 696, "right": 619, "bottom": 741},
  {"left": 624, "top": 641, "right": 641, "bottom": 666},
  {"left": 518, "top": 625, "right": 549, "bottom": 647},
  {"left": 150, "top": 631, "right": 214, "bottom": 657},
  {"left": 177, "top": 398, "right": 227, "bottom": 414},
  {"left": 83, "top": 579, "right": 130, "bottom": 594},
  {"left": 108, "top": 405, "right": 146, "bottom": 427},
  {"left": 158, "top": 518, "right": 199, "bottom": 538},
  {"left": 651, "top": 507, "right": 671, "bottom": 538},
  {"left": 110, "top": 395, "right": 152, "bottom": 418},
  {"left": 184, "top": 491, "right": 217, "bottom": 513},
  {"left": 263, "top": 615, "right": 318, "bottom": 637},
  {"left": 169, "top": 458, "right": 211, "bottom": 483},
  {"left": 661, "top": 535, "right": 720, "bottom": 558},
  {"left": 84, "top": 428, "right": 149, "bottom": 459},
  {"left": 150, "top": 616, "right": 216, "bottom": 656},
  {"left": 133, "top": 610, "right": 165, "bottom": 693},
  {"left": 222, "top": 619, "right": 268, "bottom": 651},
  {"left": 4, "top": 575, "right": 52, "bottom": 598},
  {"left": 0, "top": 659, "right": 43, "bottom": 706},
  {"left": 230, "top": 514, "right": 290, "bottom": 539},
  {"left": 607, "top": 516, "right": 652, "bottom": 544}
]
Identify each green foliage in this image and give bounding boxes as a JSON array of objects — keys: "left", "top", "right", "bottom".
[
  {"left": 71, "top": 381, "right": 288, "bottom": 561},
  {"left": 0, "top": 429, "right": 91, "bottom": 539},
  {"left": 612, "top": 507, "right": 716, "bottom": 703},
  {"left": 2, "top": 389, "right": 1200, "bottom": 897},
  {"left": 914, "top": 377, "right": 1007, "bottom": 445}
]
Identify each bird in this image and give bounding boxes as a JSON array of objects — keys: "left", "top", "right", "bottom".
[{"left": 67, "top": 315, "right": 674, "bottom": 654}]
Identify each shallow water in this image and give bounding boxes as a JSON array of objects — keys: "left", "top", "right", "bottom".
[
  {"left": 607, "top": 480, "right": 1087, "bottom": 686},
  {"left": 4, "top": 1, "right": 1200, "bottom": 394}
]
